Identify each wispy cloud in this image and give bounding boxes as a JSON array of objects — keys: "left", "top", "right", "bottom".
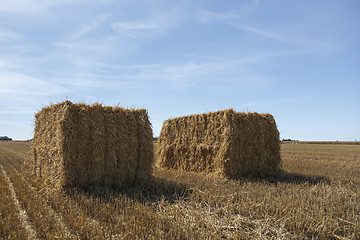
[
  {"left": 0, "top": 109, "right": 35, "bottom": 114},
  {"left": 198, "top": 0, "right": 260, "bottom": 23},
  {"left": 112, "top": 20, "right": 159, "bottom": 30},
  {"left": 197, "top": 8, "right": 283, "bottom": 42},
  {"left": 200, "top": 11, "right": 336, "bottom": 55},
  {"left": 111, "top": 9, "right": 179, "bottom": 38},
  {"left": 0, "top": 0, "right": 92, "bottom": 14},
  {"left": 0, "top": 59, "right": 15, "bottom": 69},
  {"left": 73, "top": 53, "right": 281, "bottom": 91},
  {"left": 0, "top": 69, "right": 67, "bottom": 97},
  {"left": 0, "top": 120, "right": 26, "bottom": 127},
  {"left": 230, "top": 23, "right": 337, "bottom": 53},
  {"left": 24, "top": 53, "right": 276, "bottom": 95},
  {"left": 198, "top": 10, "right": 238, "bottom": 23},
  {"left": 56, "top": 13, "right": 112, "bottom": 49},
  {"left": 0, "top": 27, "right": 20, "bottom": 42},
  {"left": 241, "top": 96, "right": 310, "bottom": 110},
  {"left": 229, "top": 24, "right": 283, "bottom": 41}
]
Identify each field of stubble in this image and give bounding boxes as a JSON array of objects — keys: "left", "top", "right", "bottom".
[{"left": 0, "top": 141, "right": 359, "bottom": 239}]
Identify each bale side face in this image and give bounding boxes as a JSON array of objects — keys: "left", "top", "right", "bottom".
[
  {"left": 31, "top": 101, "right": 154, "bottom": 189},
  {"left": 157, "top": 109, "right": 281, "bottom": 177},
  {"left": 32, "top": 101, "right": 70, "bottom": 189},
  {"left": 157, "top": 110, "right": 233, "bottom": 174},
  {"left": 226, "top": 112, "right": 281, "bottom": 178}
]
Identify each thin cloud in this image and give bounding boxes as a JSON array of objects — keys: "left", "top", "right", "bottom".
[
  {"left": 0, "top": 59, "right": 15, "bottom": 69},
  {"left": 112, "top": 20, "right": 159, "bottom": 30},
  {"left": 0, "top": 0, "right": 93, "bottom": 14},
  {"left": 0, "top": 120, "right": 26, "bottom": 127},
  {"left": 198, "top": 0, "right": 261, "bottom": 23},
  {"left": 0, "top": 27, "right": 20, "bottom": 42},
  {"left": 229, "top": 23, "right": 337, "bottom": 53},
  {"left": 35, "top": 55, "right": 274, "bottom": 93},
  {"left": 230, "top": 24, "right": 283, "bottom": 41},
  {"left": 86, "top": 53, "right": 282, "bottom": 90},
  {"left": 198, "top": 10, "right": 238, "bottom": 23},
  {"left": 111, "top": 9, "right": 179, "bottom": 38},
  {"left": 56, "top": 13, "right": 112, "bottom": 49},
  {"left": 242, "top": 96, "right": 310, "bottom": 109},
  {"left": 198, "top": 4, "right": 336, "bottom": 54},
  {"left": 0, "top": 109, "right": 35, "bottom": 114},
  {"left": 0, "top": 69, "right": 67, "bottom": 97},
  {"left": 73, "top": 13, "right": 111, "bottom": 39}
]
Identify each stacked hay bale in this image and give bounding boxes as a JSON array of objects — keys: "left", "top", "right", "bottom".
[
  {"left": 157, "top": 109, "right": 281, "bottom": 177},
  {"left": 31, "top": 101, "right": 153, "bottom": 189}
]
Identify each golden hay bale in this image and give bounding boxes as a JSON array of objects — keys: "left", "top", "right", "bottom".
[
  {"left": 156, "top": 109, "right": 281, "bottom": 178},
  {"left": 31, "top": 101, "right": 154, "bottom": 189}
]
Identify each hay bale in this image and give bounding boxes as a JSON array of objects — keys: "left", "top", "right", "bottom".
[
  {"left": 31, "top": 101, "right": 154, "bottom": 189},
  {"left": 157, "top": 109, "right": 281, "bottom": 177}
]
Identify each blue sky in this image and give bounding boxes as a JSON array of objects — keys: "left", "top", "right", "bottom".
[{"left": 0, "top": 0, "right": 359, "bottom": 141}]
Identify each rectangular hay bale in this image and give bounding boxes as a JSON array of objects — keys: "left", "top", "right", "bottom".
[
  {"left": 31, "top": 101, "right": 154, "bottom": 189},
  {"left": 156, "top": 109, "right": 281, "bottom": 177}
]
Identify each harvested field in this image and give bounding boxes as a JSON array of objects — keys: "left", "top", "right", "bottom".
[
  {"left": 1, "top": 141, "right": 359, "bottom": 239},
  {"left": 283, "top": 141, "right": 360, "bottom": 145},
  {"left": 157, "top": 109, "right": 281, "bottom": 177},
  {"left": 30, "top": 101, "right": 154, "bottom": 189}
]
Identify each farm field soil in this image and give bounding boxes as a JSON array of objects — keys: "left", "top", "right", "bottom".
[{"left": 0, "top": 141, "right": 359, "bottom": 239}]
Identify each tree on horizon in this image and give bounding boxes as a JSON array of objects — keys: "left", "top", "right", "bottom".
[{"left": 0, "top": 136, "right": 12, "bottom": 141}]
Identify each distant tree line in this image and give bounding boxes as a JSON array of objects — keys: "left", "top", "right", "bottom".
[
  {"left": 282, "top": 138, "right": 298, "bottom": 142},
  {"left": 0, "top": 136, "right": 12, "bottom": 141}
]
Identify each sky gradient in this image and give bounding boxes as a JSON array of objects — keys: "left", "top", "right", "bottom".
[{"left": 1, "top": 0, "right": 359, "bottom": 141}]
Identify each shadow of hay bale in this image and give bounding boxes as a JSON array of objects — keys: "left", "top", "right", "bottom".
[
  {"left": 65, "top": 178, "right": 192, "bottom": 205},
  {"left": 230, "top": 170, "right": 330, "bottom": 185}
]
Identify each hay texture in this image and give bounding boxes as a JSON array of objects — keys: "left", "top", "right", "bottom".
[
  {"left": 157, "top": 109, "right": 281, "bottom": 178},
  {"left": 31, "top": 101, "right": 153, "bottom": 189}
]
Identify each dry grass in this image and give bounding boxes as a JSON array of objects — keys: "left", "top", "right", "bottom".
[
  {"left": 1, "top": 141, "right": 359, "bottom": 239},
  {"left": 0, "top": 160, "right": 27, "bottom": 239},
  {"left": 282, "top": 143, "right": 360, "bottom": 184}
]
